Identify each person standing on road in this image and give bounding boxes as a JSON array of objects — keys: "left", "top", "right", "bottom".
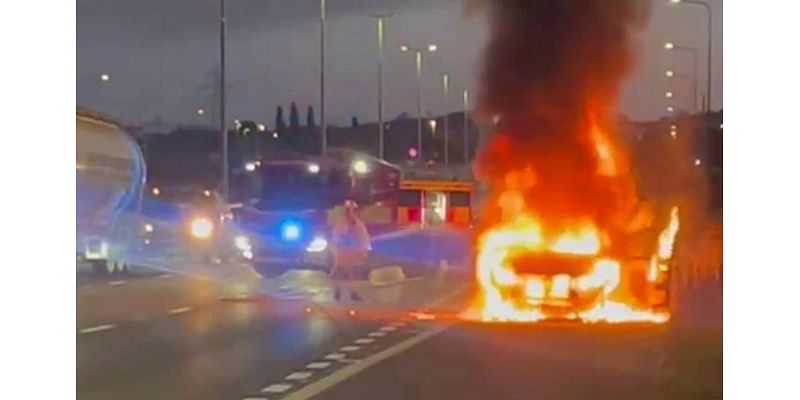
[{"left": 330, "top": 199, "right": 372, "bottom": 301}]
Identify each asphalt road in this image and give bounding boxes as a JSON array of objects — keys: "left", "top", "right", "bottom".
[
  {"left": 77, "top": 228, "right": 721, "bottom": 400},
  {"left": 77, "top": 262, "right": 468, "bottom": 400}
]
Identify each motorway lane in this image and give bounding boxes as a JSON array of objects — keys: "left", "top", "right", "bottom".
[
  {"left": 77, "top": 270, "right": 469, "bottom": 400},
  {"left": 290, "top": 285, "right": 721, "bottom": 400},
  {"left": 315, "top": 320, "right": 672, "bottom": 400}
]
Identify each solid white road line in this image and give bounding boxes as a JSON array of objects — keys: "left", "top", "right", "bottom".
[
  {"left": 261, "top": 383, "right": 293, "bottom": 394},
  {"left": 79, "top": 324, "right": 115, "bottom": 334},
  {"left": 285, "top": 372, "right": 313, "bottom": 381},
  {"left": 354, "top": 338, "right": 375, "bottom": 345},
  {"left": 282, "top": 286, "right": 469, "bottom": 400},
  {"left": 168, "top": 306, "right": 192, "bottom": 315},
  {"left": 306, "top": 362, "right": 331, "bottom": 370}
]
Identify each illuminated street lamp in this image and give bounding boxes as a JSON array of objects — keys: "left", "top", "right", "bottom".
[
  {"left": 100, "top": 73, "right": 110, "bottom": 82},
  {"left": 669, "top": 0, "right": 713, "bottom": 112},
  {"left": 400, "top": 43, "right": 438, "bottom": 159},
  {"left": 664, "top": 41, "right": 700, "bottom": 112},
  {"left": 428, "top": 119, "right": 437, "bottom": 135},
  {"left": 666, "top": 106, "right": 674, "bottom": 113},
  {"left": 694, "top": 158, "right": 702, "bottom": 166},
  {"left": 257, "top": 123, "right": 266, "bottom": 132},
  {"left": 272, "top": 132, "right": 279, "bottom": 139},
  {"left": 665, "top": 68, "right": 697, "bottom": 112},
  {"left": 370, "top": 13, "right": 393, "bottom": 159},
  {"left": 665, "top": 91, "right": 674, "bottom": 98},
  {"left": 197, "top": 108, "right": 205, "bottom": 116}
]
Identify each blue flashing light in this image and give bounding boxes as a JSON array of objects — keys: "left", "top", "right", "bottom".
[{"left": 281, "top": 221, "right": 302, "bottom": 241}]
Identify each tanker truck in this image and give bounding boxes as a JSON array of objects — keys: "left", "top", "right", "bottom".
[{"left": 76, "top": 108, "right": 146, "bottom": 275}]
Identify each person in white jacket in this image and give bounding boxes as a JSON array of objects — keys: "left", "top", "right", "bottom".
[{"left": 329, "top": 199, "right": 371, "bottom": 301}]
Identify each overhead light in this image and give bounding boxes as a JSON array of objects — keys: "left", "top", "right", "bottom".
[
  {"left": 308, "top": 163, "right": 321, "bottom": 174},
  {"left": 245, "top": 162, "right": 257, "bottom": 172}
]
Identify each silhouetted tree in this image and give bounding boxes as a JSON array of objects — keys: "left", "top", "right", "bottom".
[
  {"left": 351, "top": 116, "right": 359, "bottom": 129},
  {"left": 289, "top": 102, "right": 300, "bottom": 131},
  {"left": 306, "top": 105, "right": 316, "bottom": 128},
  {"left": 275, "top": 106, "right": 287, "bottom": 132}
]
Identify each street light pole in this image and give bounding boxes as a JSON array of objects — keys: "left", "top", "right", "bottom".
[
  {"left": 415, "top": 50, "right": 423, "bottom": 159},
  {"left": 666, "top": 69, "right": 698, "bottom": 113},
  {"left": 370, "top": 14, "right": 392, "bottom": 160},
  {"left": 400, "top": 44, "right": 437, "bottom": 160},
  {"left": 672, "top": 0, "right": 713, "bottom": 112},
  {"left": 320, "top": 0, "right": 327, "bottom": 156},
  {"left": 665, "top": 42, "right": 699, "bottom": 114},
  {"left": 442, "top": 73, "right": 450, "bottom": 166},
  {"left": 463, "top": 89, "right": 469, "bottom": 164},
  {"left": 219, "top": 0, "right": 229, "bottom": 201}
]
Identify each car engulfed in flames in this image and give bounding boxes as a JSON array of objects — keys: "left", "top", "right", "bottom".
[
  {"left": 462, "top": 119, "right": 681, "bottom": 325},
  {"left": 465, "top": 205, "right": 678, "bottom": 324}
]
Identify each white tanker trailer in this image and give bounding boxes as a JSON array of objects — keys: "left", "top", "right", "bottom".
[{"left": 76, "top": 108, "right": 146, "bottom": 274}]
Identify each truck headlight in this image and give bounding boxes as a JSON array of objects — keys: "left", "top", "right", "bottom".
[
  {"left": 190, "top": 217, "right": 214, "bottom": 239},
  {"left": 306, "top": 236, "right": 328, "bottom": 253},
  {"left": 234, "top": 235, "right": 251, "bottom": 251}
]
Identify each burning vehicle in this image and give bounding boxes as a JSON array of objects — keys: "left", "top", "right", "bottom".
[{"left": 463, "top": 0, "right": 677, "bottom": 323}]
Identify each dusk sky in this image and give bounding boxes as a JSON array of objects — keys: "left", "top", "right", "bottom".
[{"left": 76, "top": 0, "right": 722, "bottom": 128}]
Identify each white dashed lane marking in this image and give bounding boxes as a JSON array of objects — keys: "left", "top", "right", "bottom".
[
  {"left": 79, "top": 324, "right": 115, "bottom": 334},
  {"left": 380, "top": 325, "right": 398, "bottom": 332},
  {"left": 324, "top": 353, "right": 346, "bottom": 361},
  {"left": 306, "top": 362, "right": 331, "bottom": 370},
  {"left": 261, "top": 383, "right": 293, "bottom": 394},
  {"left": 340, "top": 346, "right": 360, "bottom": 352},
  {"left": 109, "top": 280, "right": 126, "bottom": 286},
  {"left": 354, "top": 338, "right": 375, "bottom": 345},
  {"left": 368, "top": 331, "right": 387, "bottom": 337},
  {"left": 286, "top": 372, "right": 313, "bottom": 381},
  {"left": 168, "top": 306, "right": 192, "bottom": 315}
]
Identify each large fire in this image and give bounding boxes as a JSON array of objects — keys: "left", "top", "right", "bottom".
[
  {"left": 463, "top": 122, "right": 680, "bottom": 324},
  {"left": 465, "top": 1, "right": 661, "bottom": 324}
]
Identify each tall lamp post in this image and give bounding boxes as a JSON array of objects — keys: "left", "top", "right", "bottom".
[
  {"left": 664, "top": 42, "right": 699, "bottom": 113},
  {"left": 400, "top": 43, "right": 437, "bottom": 160},
  {"left": 670, "top": 0, "right": 712, "bottom": 112},
  {"left": 462, "top": 89, "right": 470, "bottom": 164},
  {"left": 370, "top": 13, "right": 392, "bottom": 160},
  {"left": 320, "top": 0, "right": 327, "bottom": 155},
  {"left": 219, "top": 0, "right": 228, "bottom": 201},
  {"left": 442, "top": 73, "right": 450, "bottom": 166},
  {"left": 665, "top": 68, "right": 698, "bottom": 113}
]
